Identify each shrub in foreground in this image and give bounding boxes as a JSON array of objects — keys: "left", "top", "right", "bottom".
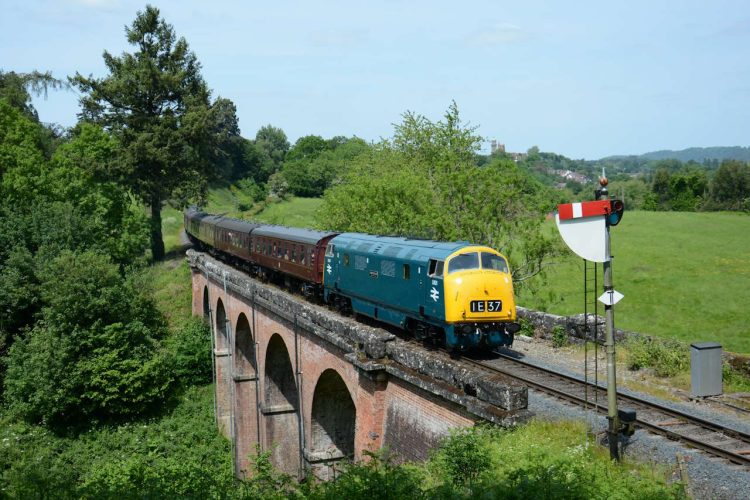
[{"left": 3, "top": 251, "right": 171, "bottom": 425}]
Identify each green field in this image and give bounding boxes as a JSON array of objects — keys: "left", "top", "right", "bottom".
[
  {"left": 519, "top": 211, "right": 750, "bottom": 353},
  {"left": 253, "top": 196, "right": 322, "bottom": 227}
]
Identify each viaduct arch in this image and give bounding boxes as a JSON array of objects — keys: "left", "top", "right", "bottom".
[{"left": 190, "top": 250, "right": 528, "bottom": 479}]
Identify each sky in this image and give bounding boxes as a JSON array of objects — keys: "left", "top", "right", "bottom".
[{"left": 2, "top": 0, "right": 749, "bottom": 159}]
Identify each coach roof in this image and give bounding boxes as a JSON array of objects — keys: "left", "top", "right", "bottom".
[{"left": 252, "top": 225, "right": 339, "bottom": 245}]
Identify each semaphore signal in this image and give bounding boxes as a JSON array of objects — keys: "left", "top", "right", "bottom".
[{"left": 554, "top": 171, "right": 633, "bottom": 461}]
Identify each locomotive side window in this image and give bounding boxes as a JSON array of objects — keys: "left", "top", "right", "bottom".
[
  {"left": 403, "top": 264, "right": 410, "bottom": 280},
  {"left": 344, "top": 254, "right": 350, "bottom": 266},
  {"left": 428, "top": 259, "right": 444, "bottom": 277},
  {"left": 448, "top": 252, "right": 479, "bottom": 274},
  {"left": 481, "top": 253, "right": 509, "bottom": 273}
]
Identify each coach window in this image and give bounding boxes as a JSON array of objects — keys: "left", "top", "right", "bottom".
[
  {"left": 300, "top": 247, "right": 306, "bottom": 265},
  {"left": 428, "top": 259, "right": 444, "bottom": 277},
  {"left": 291, "top": 249, "right": 296, "bottom": 262},
  {"left": 403, "top": 264, "right": 410, "bottom": 280}
]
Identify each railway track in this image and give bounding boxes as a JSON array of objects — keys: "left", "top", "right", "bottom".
[{"left": 463, "top": 350, "right": 750, "bottom": 468}]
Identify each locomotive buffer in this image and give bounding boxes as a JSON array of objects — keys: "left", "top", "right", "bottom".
[{"left": 555, "top": 174, "right": 632, "bottom": 461}]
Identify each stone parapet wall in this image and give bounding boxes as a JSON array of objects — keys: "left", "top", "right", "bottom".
[
  {"left": 516, "top": 306, "right": 749, "bottom": 376},
  {"left": 516, "top": 306, "right": 643, "bottom": 344}
]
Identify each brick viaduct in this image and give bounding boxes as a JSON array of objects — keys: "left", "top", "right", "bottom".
[{"left": 188, "top": 250, "right": 529, "bottom": 479}]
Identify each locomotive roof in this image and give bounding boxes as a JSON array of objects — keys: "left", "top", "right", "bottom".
[
  {"left": 331, "top": 233, "right": 473, "bottom": 261},
  {"left": 252, "top": 225, "right": 339, "bottom": 245}
]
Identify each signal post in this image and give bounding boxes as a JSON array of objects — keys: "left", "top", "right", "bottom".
[{"left": 556, "top": 175, "right": 628, "bottom": 460}]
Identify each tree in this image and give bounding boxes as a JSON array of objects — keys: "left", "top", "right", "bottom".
[
  {"left": 71, "top": 6, "right": 240, "bottom": 260},
  {"left": 709, "top": 160, "right": 750, "bottom": 210},
  {"left": 286, "top": 134, "right": 329, "bottom": 162},
  {"left": 282, "top": 136, "right": 369, "bottom": 197},
  {"left": 0, "top": 101, "right": 148, "bottom": 377},
  {"left": 318, "top": 104, "right": 558, "bottom": 286},
  {"left": 253, "top": 125, "right": 289, "bottom": 183},
  {"left": 651, "top": 169, "right": 671, "bottom": 209},
  {"left": 4, "top": 251, "right": 170, "bottom": 425}
]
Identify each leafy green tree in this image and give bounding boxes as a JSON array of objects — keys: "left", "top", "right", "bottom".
[
  {"left": 0, "top": 99, "right": 46, "bottom": 180},
  {"left": 254, "top": 125, "right": 290, "bottom": 183},
  {"left": 283, "top": 136, "right": 369, "bottom": 197},
  {"left": 669, "top": 169, "right": 707, "bottom": 211},
  {"left": 71, "top": 6, "right": 240, "bottom": 260},
  {"left": 286, "top": 134, "right": 329, "bottom": 162},
  {"left": 607, "top": 178, "right": 650, "bottom": 210},
  {"left": 651, "top": 168, "right": 671, "bottom": 209},
  {"left": 0, "top": 101, "right": 148, "bottom": 381},
  {"left": 319, "top": 104, "right": 558, "bottom": 286},
  {"left": 4, "top": 251, "right": 171, "bottom": 425},
  {"left": 709, "top": 160, "right": 750, "bottom": 210}
]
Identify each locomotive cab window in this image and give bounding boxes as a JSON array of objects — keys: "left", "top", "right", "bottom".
[
  {"left": 325, "top": 244, "right": 334, "bottom": 257},
  {"left": 481, "top": 253, "right": 509, "bottom": 273},
  {"left": 448, "top": 252, "right": 479, "bottom": 274},
  {"left": 428, "top": 259, "right": 444, "bottom": 277}
]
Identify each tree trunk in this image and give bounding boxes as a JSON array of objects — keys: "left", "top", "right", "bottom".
[{"left": 150, "top": 197, "right": 165, "bottom": 261}]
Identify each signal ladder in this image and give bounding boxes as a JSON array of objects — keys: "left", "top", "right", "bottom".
[{"left": 583, "top": 259, "right": 605, "bottom": 413}]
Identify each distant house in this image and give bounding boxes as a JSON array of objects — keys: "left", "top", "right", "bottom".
[{"left": 553, "top": 169, "right": 589, "bottom": 184}]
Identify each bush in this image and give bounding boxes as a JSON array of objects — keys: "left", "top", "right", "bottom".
[
  {"left": 0, "top": 385, "right": 238, "bottom": 498},
  {"left": 3, "top": 251, "right": 171, "bottom": 425},
  {"left": 167, "top": 316, "right": 213, "bottom": 386},
  {"left": 518, "top": 318, "right": 535, "bottom": 337},
  {"left": 723, "top": 362, "right": 750, "bottom": 392},
  {"left": 431, "top": 426, "right": 495, "bottom": 488},
  {"left": 551, "top": 325, "right": 568, "bottom": 348},
  {"left": 625, "top": 336, "right": 689, "bottom": 377},
  {"left": 310, "top": 450, "right": 425, "bottom": 500}
]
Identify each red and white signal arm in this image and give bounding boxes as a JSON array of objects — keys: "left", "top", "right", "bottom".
[{"left": 555, "top": 200, "right": 611, "bottom": 263}]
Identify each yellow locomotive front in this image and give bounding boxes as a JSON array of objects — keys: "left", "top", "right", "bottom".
[{"left": 442, "top": 246, "right": 520, "bottom": 349}]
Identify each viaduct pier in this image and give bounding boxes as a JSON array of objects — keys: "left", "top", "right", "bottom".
[{"left": 188, "top": 250, "right": 528, "bottom": 479}]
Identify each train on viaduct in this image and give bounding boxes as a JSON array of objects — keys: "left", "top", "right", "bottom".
[{"left": 188, "top": 250, "right": 529, "bottom": 479}]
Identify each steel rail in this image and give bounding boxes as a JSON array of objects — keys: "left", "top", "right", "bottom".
[{"left": 461, "top": 350, "right": 750, "bottom": 467}]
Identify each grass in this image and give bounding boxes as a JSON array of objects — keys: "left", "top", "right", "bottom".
[
  {"left": 150, "top": 257, "right": 193, "bottom": 332},
  {"left": 253, "top": 196, "right": 322, "bottom": 228},
  {"left": 161, "top": 191, "right": 323, "bottom": 256},
  {"left": 519, "top": 211, "right": 750, "bottom": 354}
]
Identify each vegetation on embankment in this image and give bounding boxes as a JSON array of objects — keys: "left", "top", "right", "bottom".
[
  {"left": 519, "top": 210, "right": 750, "bottom": 353},
  {"left": 1, "top": 408, "right": 683, "bottom": 498}
]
